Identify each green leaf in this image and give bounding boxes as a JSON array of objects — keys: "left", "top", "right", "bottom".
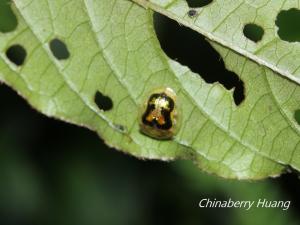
[{"left": 0, "top": 0, "right": 299, "bottom": 179}]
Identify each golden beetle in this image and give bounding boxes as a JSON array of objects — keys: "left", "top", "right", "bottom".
[{"left": 139, "top": 87, "right": 179, "bottom": 140}]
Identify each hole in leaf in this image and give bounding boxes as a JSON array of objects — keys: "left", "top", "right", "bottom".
[
  {"left": 243, "top": 23, "right": 264, "bottom": 42},
  {"left": 295, "top": 110, "right": 300, "bottom": 125},
  {"left": 0, "top": 0, "right": 18, "bottom": 33},
  {"left": 153, "top": 13, "right": 245, "bottom": 106},
  {"left": 186, "top": 0, "right": 213, "bottom": 8},
  {"left": 6, "top": 44, "right": 27, "bottom": 66},
  {"left": 276, "top": 8, "right": 300, "bottom": 42},
  {"left": 49, "top": 38, "right": 70, "bottom": 60},
  {"left": 94, "top": 91, "right": 113, "bottom": 111}
]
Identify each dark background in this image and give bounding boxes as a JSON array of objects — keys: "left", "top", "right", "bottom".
[{"left": 1, "top": 1, "right": 300, "bottom": 224}]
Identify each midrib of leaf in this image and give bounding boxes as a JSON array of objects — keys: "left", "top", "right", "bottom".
[{"left": 131, "top": 0, "right": 300, "bottom": 85}]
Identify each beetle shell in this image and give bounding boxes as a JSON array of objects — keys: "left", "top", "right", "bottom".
[{"left": 139, "top": 87, "right": 179, "bottom": 140}]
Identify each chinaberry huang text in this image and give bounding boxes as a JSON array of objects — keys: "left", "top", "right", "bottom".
[{"left": 198, "top": 198, "right": 290, "bottom": 211}]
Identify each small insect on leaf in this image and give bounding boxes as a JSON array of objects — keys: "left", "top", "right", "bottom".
[{"left": 139, "top": 87, "right": 180, "bottom": 140}]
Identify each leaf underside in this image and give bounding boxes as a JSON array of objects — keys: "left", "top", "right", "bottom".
[{"left": 0, "top": 0, "right": 300, "bottom": 179}]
